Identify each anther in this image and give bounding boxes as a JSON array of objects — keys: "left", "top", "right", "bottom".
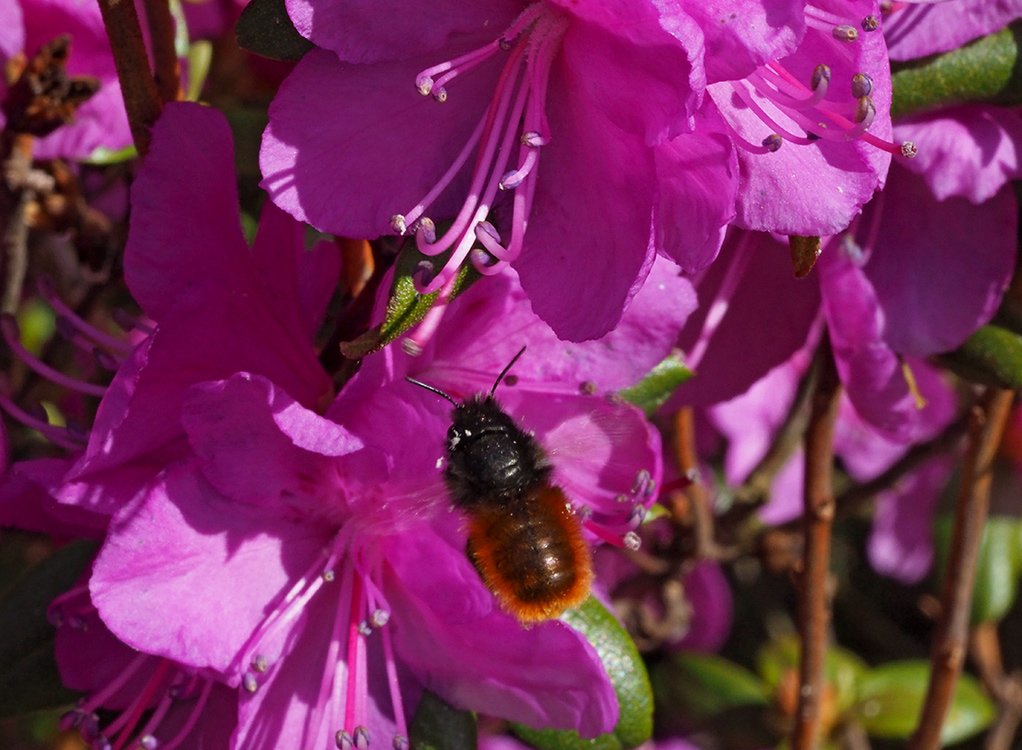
[
  {"left": 851, "top": 72, "right": 873, "bottom": 98},
  {"left": 336, "top": 730, "right": 354, "bottom": 750},
  {"left": 242, "top": 672, "right": 259, "bottom": 693},
  {"left": 251, "top": 655, "right": 268, "bottom": 673},
  {"left": 392, "top": 736, "right": 409, "bottom": 750},
  {"left": 521, "top": 131, "right": 548, "bottom": 147},
  {"left": 631, "top": 469, "right": 653, "bottom": 495},
  {"left": 832, "top": 24, "right": 858, "bottom": 41},
  {"left": 623, "top": 531, "right": 642, "bottom": 551},
  {"left": 322, "top": 569, "right": 336, "bottom": 582},
  {"left": 628, "top": 506, "right": 647, "bottom": 527},
  {"left": 370, "top": 609, "right": 390, "bottom": 628},
  {"left": 579, "top": 380, "right": 597, "bottom": 395},
  {"left": 411, "top": 261, "right": 435, "bottom": 288},
  {"left": 810, "top": 64, "right": 831, "bottom": 91},
  {"left": 415, "top": 76, "right": 433, "bottom": 96},
  {"left": 415, "top": 218, "right": 436, "bottom": 245},
  {"left": 861, "top": 15, "right": 879, "bottom": 32},
  {"left": 762, "top": 134, "right": 783, "bottom": 152},
  {"left": 432, "top": 87, "right": 448, "bottom": 103},
  {"left": 139, "top": 734, "right": 159, "bottom": 749},
  {"left": 499, "top": 169, "right": 523, "bottom": 190},
  {"left": 900, "top": 141, "right": 918, "bottom": 158},
  {"left": 390, "top": 215, "right": 408, "bottom": 235},
  {"left": 353, "top": 726, "right": 371, "bottom": 750},
  {"left": 358, "top": 621, "right": 373, "bottom": 637}
]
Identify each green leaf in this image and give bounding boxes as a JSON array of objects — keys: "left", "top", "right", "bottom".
[
  {"left": 340, "top": 244, "right": 479, "bottom": 359},
  {"left": 513, "top": 598, "right": 653, "bottom": 750},
  {"left": 854, "top": 661, "right": 994, "bottom": 744},
  {"left": 236, "top": 0, "right": 313, "bottom": 62},
  {"left": 0, "top": 541, "right": 96, "bottom": 716},
  {"left": 617, "top": 352, "right": 693, "bottom": 416},
  {"left": 891, "top": 22, "right": 1022, "bottom": 119},
  {"left": 652, "top": 652, "right": 768, "bottom": 722},
  {"left": 82, "top": 144, "right": 138, "bottom": 165},
  {"left": 934, "top": 515, "right": 1022, "bottom": 624},
  {"left": 938, "top": 324, "right": 1022, "bottom": 389},
  {"left": 409, "top": 690, "right": 477, "bottom": 750},
  {"left": 757, "top": 636, "right": 867, "bottom": 715},
  {"left": 186, "top": 41, "right": 213, "bottom": 102}
]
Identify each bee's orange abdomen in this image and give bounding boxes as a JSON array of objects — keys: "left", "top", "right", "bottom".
[{"left": 466, "top": 486, "right": 592, "bottom": 622}]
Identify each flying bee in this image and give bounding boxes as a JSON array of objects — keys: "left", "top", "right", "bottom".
[{"left": 407, "top": 348, "right": 593, "bottom": 623}]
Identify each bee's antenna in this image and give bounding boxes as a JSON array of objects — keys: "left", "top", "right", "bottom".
[
  {"left": 490, "top": 346, "right": 527, "bottom": 396},
  {"left": 405, "top": 376, "right": 458, "bottom": 406}
]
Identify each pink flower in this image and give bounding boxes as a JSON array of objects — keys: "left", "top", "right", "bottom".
[
  {"left": 53, "top": 102, "right": 694, "bottom": 747},
  {"left": 260, "top": 1, "right": 805, "bottom": 340}
]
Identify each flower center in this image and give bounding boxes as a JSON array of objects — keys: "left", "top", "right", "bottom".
[
  {"left": 390, "top": 3, "right": 568, "bottom": 297},
  {"left": 719, "top": 3, "right": 916, "bottom": 160}
]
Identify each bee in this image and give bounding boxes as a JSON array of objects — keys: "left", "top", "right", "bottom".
[{"left": 407, "top": 348, "right": 592, "bottom": 623}]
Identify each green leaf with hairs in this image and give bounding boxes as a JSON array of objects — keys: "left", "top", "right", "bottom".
[
  {"left": 892, "top": 22, "right": 1022, "bottom": 119},
  {"left": 938, "top": 324, "right": 1022, "bottom": 389},
  {"left": 618, "top": 351, "right": 693, "bottom": 416},
  {"left": 409, "top": 691, "right": 477, "bottom": 750},
  {"left": 512, "top": 597, "right": 653, "bottom": 750}
]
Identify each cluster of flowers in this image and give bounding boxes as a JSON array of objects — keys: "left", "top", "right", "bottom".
[{"left": 0, "top": 0, "right": 1020, "bottom": 748}]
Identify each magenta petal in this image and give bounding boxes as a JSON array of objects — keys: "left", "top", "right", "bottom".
[
  {"left": 125, "top": 102, "right": 247, "bottom": 320},
  {"left": 261, "top": 47, "right": 496, "bottom": 236},
  {"left": 388, "top": 528, "right": 617, "bottom": 737},
  {"left": 182, "top": 373, "right": 363, "bottom": 509},
  {"left": 897, "top": 107, "right": 1022, "bottom": 203},
  {"left": 674, "top": 231, "right": 822, "bottom": 407},
  {"left": 517, "top": 71, "right": 656, "bottom": 341},
  {"left": 91, "top": 464, "right": 329, "bottom": 675},
  {"left": 682, "top": 0, "right": 805, "bottom": 82},
  {"left": 0, "top": 459, "right": 105, "bottom": 536},
  {"left": 862, "top": 168, "right": 1015, "bottom": 356},
  {"left": 285, "top": 0, "right": 520, "bottom": 63},
  {"left": 868, "top": 457, "right": 955, "bottom": 584},
  {"left": 298, "top": 239, "right": 343, "bottom": 338},
  {"left": 884, "top": 0, "right": 1022, "bottom": 59},
  {"left": 654, "top": 107, "right": 738, "bottom": 272},
  {"left": 819, "top": 248, "right": 921, "bottom": 442},
  {"left": 673, "top": 562, "right": 732, "bottom": 652},
  {"left": 0, "top": 2, "right": 22, "bottom": 63}
]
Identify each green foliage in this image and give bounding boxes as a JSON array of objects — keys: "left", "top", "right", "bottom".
[
  {"left": 892, "top": 22, "right": 1022, "bottom": 119},
  {"left": 236, "top": 0, "right": 313, "bottom": 62},
  {"left": 934, "top": 515, "right": 1022, "bottom": 624},
  {"left": 757, "top": 637, "right": 868, "bottom": 715},
  {"left": 409, "top": 691, "right": 478, "bottom": 750},
  {"left": 853, "top": 661, "right": 994, "bottom": 744},
  {"left": 513, "top": 598, "right": 653, "bottom": 750},
  {"left": 653, "top": 651, "right": 768, "bottom": 723},
  {"left": 618, "top": 352, "right": 693, "bottom": 416},
  {"left": 0, "top": 541, "right": 96, "bottom": 716},
  {"left": 939, "top": 324, "right": 1022, "bottom": 389},
  {"left": 340, "top": 244, "right": 479, "bottom": 359}
]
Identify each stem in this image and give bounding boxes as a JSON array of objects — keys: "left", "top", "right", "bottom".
[
  {"left": 96, "top": 0, "right": 162, "bottom": 154},
  {"left": 792, "top": 333, "right": 842, "bottom": 750},
  {"left": 671, "top": 407, "right": 723, "bottom": 560},
  {"left": 145, "top": 0, "right": 181, "bottom": 103},
  {"left": 909, "top": 388, "right": 1015, "bottom": 750}
]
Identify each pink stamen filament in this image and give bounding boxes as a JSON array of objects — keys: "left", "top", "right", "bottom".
[
  {"left": 731, "top": 84, "right": 818, "bottom": 146},
  {"left": 38, "top": 278, "right": 132, "bottom": 355},
  {"left": 161, "top": 679, "right": 214, "bottom": 750},
  {"left": 380, "top": 612, "right": 408, "bottom": 740},
  {"left": 687, "top": 231, "right": 755, "bottom": 372},
  {"left": 0, "top": 388, "right": 83, "bottom": 450},
  {"left": 133, "top": 691, "right": 175, "bottom": 746},
  {"left": 1, "top": 316, "right": 107, "bottom": 397},
  {"left": 343, "top": 575, "right": 366, "bottom": 732},
  {"left": 416, "top": 41, "right": 503, "bottom": 96},
  {"left": 309, "top": 564, "right": 354, "bottom": 746},
  {"left": 78, "top": 654, "right": 150, "bottom": 716},
  {"left": 583, "top": 519, "right": 640, "bottom": 550},
  {"left": 109, "top": 659, "right": 174, "bottom": 750}
]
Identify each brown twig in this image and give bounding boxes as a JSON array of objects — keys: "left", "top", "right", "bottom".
[
  {"left": 909, "top": 388, "right": 1015, "bottom": 750},
  {"left": 96, "top": 0, "right": 162, "bottom": 154},
  {"left": 970, "top": 620, "right": 1022, "bottom": 750},
  {"left": 792, "top": 333, "right": 842, "bottom": 750},
  {"left": 671, "top": 406, "right": 725, "bottom": 560},
  {"left": 144, "top": 0, "right": 182, "bottom": 103}
]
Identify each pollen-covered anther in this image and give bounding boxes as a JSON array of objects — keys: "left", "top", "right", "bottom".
[
  {"left": 242, "top": 672, "right": 259, "bottom": 693},
  {"left": 323, "top": 569, "right": 336, "bottom": 582},
  {"left": 851, "top": 72, "right": 873, "bottom": 98},
  {"left": 140, "top": 734, "right": 159, "bottom": 749},
  {"left": 358, "top": 621, "right": 373, "bottom": 637},
  {"left": 415, "top": 217, "right": 437, "bottom": 245},
  {"left": 810, "top": 64, "right": 831, "bottom": 93},
  {"left": 623, "top": 531, "right": 642, "bottom": 551},
  {"left": 392, "top": 736, "right": 409, "bottom": 750},
  {"left": 415, "top": 75, "right": 434, "bottom": 96},
  {"left": 390, "top": 215, "right": 408, "bottom": 235},
  {"left": 336, "top": 730, "right": 354, "bottom": 749},
  {"left": 353, "top": 726, "right": 371, "bottom": 750},
  {"left": 851, "top": 96, "right": 876, "bottom": 135},
  {"left": 411, "top": 260, "right": 435, "bottom": 288},
  {"left": 628, "top": 505, "right": 647, "bottom": 527},
  {"left": 762, "top": 134, "right": 783, "bottom": 152},
  {"left": 432, "top": 87, "right": 448, "bottom": 103},
  {"left": 370, "top": 608, "right": 390, "bottom": 628},
  {"left": 861, "top": 15, "right": 879, "bottom": 32},
  {"left": 832, "top": 24, "right": 858, "bottom": 42},
  {"left": 521, "top": 130, "right": 548, "bottom": 147},
  {"left": 251, "top": 654, "right": 268, "bottom": 673},
  {"left": 901, "top": 141, "right": 918, "bottom": 158}
]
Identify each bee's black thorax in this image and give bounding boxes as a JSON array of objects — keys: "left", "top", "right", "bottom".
[{"left": 443, "top": 395, "right": 550, "bottom": 509}]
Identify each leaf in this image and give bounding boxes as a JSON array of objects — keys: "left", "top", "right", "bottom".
[
  {"left": 617, "top": 352, "right": 693, "bottom": 417},
  {"left": 652, "top": 651, "right": 768, "bottom": 722},
  {"left": 236, "top": 0, "right": 313, "bottom": 62},
  {"left": 409, "top": 690, "right": 477, "bottom": 750},
  {"left": 854, "top": 661, "right": 994, "bottom": 744},
  {"left": 938, "top": 324, "right": 1022, "bottom": 389},
  {"left": 0, "top": 541, "right": 96, "bottom": 716},
  {"left": 186, "top": 41, "right": 213, "bottom": 102},
  {"left": 757, "top": 636, "right": 867, "bottom": 715},
  {"left": 340, "top": 244, "right": 479, "bottom": 359},
  {"left": 934, "top": 515, "right": 1022, "bottom": 624},
  {"left": 891, "top": 22, "right": 1022, "bottom": 119},
  {"left": 513, "top": 598, "right": 653, "bottom": 750}
]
